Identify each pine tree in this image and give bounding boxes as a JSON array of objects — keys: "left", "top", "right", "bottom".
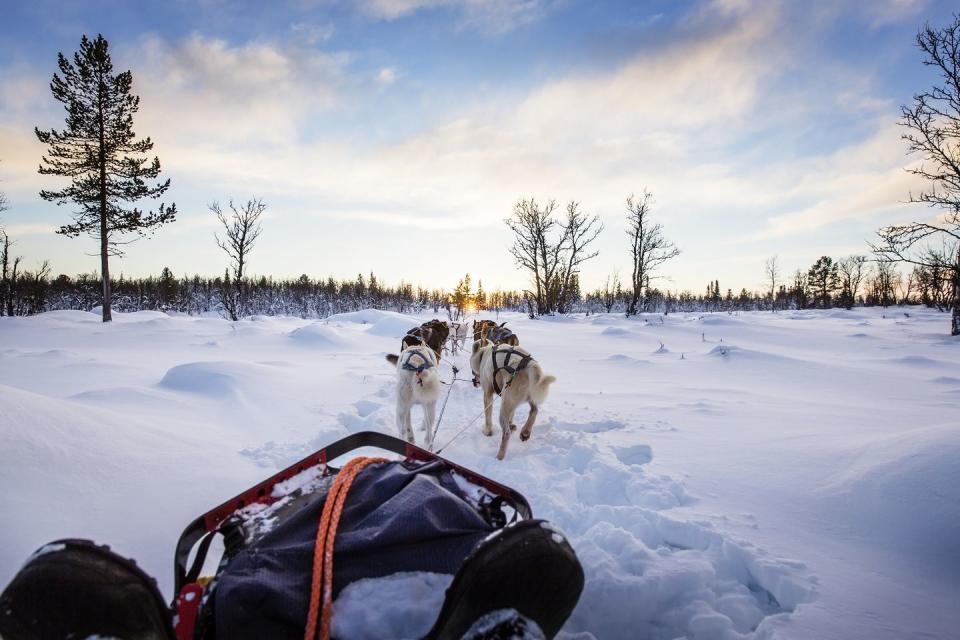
[
  {"left": 35, "top": 34, "right": 176, "bottom": 322},
  {"left": 807, "top": 256, "right": 839, "bottom": 309}
]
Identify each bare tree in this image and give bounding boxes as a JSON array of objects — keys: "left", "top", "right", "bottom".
[
  {"left": 625, "top": 190, "right": 680, "bottom": 316},
  {"left": 506, "top": 198, "right": 557, "bottom": 315},
  {"left": 871, "top": 16, "right": 960, "bottom": 334},
  {"left": 764, "top": 256, "right": 780, "bottom": 312},
  {"left": 1, "top": 231, "right": 12, "bottom": 316},
  {"left": 601, "top": 271, "right": 621, "bottom": 313},
  {"left": 899, "top": 267, "right": 918, "bottom": 304},
  {"left": 212, "top": 198, "right": 265, "bottom": 321},
  {"left": 556, "top": 201, "right": 603, "bottom": 313},
  {"left": 914, "top": 244, "right": 955, "bottom": 308},
  {"left": 871, "top": 261, "right": 900, "bottom": 307},
  {"left": 506, "top": 198, "right": 601, "bottom": 315},
  {"left": 1, "top": 179, "right": 11, "bottom": 316},
  {"left": 837, "top": 255, "right": 869, "bottom": 309}
]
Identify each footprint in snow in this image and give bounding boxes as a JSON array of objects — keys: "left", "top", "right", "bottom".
[
  {"left": 553, "top": 419, "right": 626, "bottom": 434},
  {"left": 354, "top": 399, "right": 384, "bottom": 417},
  {"left": 614, "top": 443, "right": 653, "bottom": 466}
]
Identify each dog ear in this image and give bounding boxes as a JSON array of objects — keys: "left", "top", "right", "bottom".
[
  {"left": 422, "top": 326, "right": 433, "bottom": 344},
  {"left": 499, "top": 322, "right": 507, "bottom": 327}
]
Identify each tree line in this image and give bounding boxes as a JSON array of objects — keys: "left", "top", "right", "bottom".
[{"left": 0, "top": 258, "right": 946, "bottom": 320}]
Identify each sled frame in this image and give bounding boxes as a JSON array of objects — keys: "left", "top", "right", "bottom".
[{"left": 172, "top": 430, "right": 532, "bottom": 596}]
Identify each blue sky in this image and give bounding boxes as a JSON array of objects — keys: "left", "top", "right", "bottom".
[{"left": 0, "top": 0, "right": 954, "bottom": 294}]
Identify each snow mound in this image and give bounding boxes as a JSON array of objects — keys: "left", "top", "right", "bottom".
[
  {"left": 157, "top": 361, "right": 277, "bottom": 398},
  {"left": 819, "top": 423, "right": 960, "bottom": 574},
  {"left": 0, "top": 383, "right": 255, "bottom": 595},
  {"left": 706, "top": 345, "right": 792, "bottom": 363},
  {"left": 331, "top": 572, "right": 452, "bottom": 640},
  {"left": 326, "top": 309, "right": 422, "bottom": 337},
  {"left": 700, "top": 315, "right": 742, "bottom": 326},
  {"left": 88, "top": 308, "right": 171, "bottom": 321},
  {"left": 708, "top": 344, "right": 738, "bottom": 357},
  {"left": 604, "top": 354, "right": 650, "bottom": 365},
  {"left": 601, "top": 326, "right": 630, "bottom": 336},
  {"left": 288, "top": 323, "right": 346, "bottom": 348},
  {"left": 590, "top": 315, "right": 623, "bottom": 325},
  {"left": 33, "top": 309, "right": 101, "bottom": 322},
  {"left": 889, "top": 355, "right": 944, "bottom": 367}
]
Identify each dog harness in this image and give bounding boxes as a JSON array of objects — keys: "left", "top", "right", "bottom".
[
  {"left": 487, "top": 325, "right": 516, "bottom": 345},
  {"left": 404, "top": 329, "right": 426, "bottom": 347},
  {"left": 402, "top": 349, "right": 435, "bottom": 374},
  {"left": 490, "top": 346, "right": 533, "bottom": 396}
]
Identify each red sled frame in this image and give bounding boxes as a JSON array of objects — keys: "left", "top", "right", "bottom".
[{"left": 172, "top": 430, "right": 533, "bottom": 597}]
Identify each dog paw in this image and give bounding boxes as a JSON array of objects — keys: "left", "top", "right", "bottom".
[
  {"left": 519, "top": 431, "right": 531, "bottom": 442},
  {"left": 510, "top": 423, "right": 518, "bottom": 432}
]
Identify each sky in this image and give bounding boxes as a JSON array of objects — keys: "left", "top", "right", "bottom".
[{"left": 0, "top": 0, "right": 954, "bottom": 294}]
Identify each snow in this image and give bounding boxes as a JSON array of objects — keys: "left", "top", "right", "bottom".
[
  {"left": 331, "top": 572, "right": 453, "bottom": 640},
  {"left": 1, "top": 306, "right": 959, "bottom": 639}
]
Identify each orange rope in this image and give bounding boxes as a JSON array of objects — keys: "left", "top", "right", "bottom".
[{"left": 304, "top": 456, "right": 387, "bottom": 640}]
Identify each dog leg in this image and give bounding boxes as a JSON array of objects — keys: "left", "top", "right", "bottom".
[
  {"left": 519, "top": 403, "right": 539, "bottom": 441},
  {"left": 396, "top": 399, "right": 414, "bottom": 445},
  {"left": 423, "top": 401, "right": 437, "bottom": 451},
  {"left": 482, "top": 388, "right": 495, "bottom": 437},
  {"left": 496, "top": 396, "right": 519, "bottom": 460}
]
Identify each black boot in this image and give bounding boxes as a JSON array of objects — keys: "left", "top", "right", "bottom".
[
  {"left": 0, "top": 539, "right": 175, "bottom": 640},
  {"left": 425, "top": 519, "right": 584, "bottom": 640}
]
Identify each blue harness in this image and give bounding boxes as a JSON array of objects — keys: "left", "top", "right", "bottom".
[{"left": 402, "top": 349, "right": 435, "bottom": 374}]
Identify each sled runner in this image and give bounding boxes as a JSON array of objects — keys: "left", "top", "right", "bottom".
[{"left": 1, "top": 431, "right": 584, "bottom": 640}]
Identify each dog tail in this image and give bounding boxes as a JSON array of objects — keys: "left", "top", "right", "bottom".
[
  {"left": 528, "top": 363, "right": 556, "bottom": 405},
  {"left": 385, "top": 354, "right": 399, "bottom": 365}
]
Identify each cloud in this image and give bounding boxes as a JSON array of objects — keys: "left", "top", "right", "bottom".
[
  {"left": 78, "top": 3, "right": 790, "bottom": 231},
  {"left": 359, "top": 0, "right": 553, "bottom": 33},
  {"left": 2, "top": 223, "right": 58, "bottom": 236},
  {"left": 376, "top": 66, "right": 397, "bottom": 86},
  {"left": 290, "top": 21, "right": 336, "bottom": 45},
  {"left": 747, "top": 124, "right": 924, "bottom": 241},
  {"left": 864, "top": 0, "right": 929, "bottom": 28},
  {"left": 132, "top": 33, "right": 350, "bottom": 146}
]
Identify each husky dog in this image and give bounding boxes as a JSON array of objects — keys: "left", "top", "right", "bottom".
[
  {"left": 448, "top": 321, "right": 470, "bottom": 354},
  {"left": 472, "top": 319, "right": 498, "bottom": 341},
  {"left": 402, "top": 320, "right": 449, "bottom": 361},
  {"left": 470, "top": 341, "right": 555, "bottom": 460},
  {"left": 483, "top": 323, "right": 519, "bottom": 347},
  {"left": 386, "top": 345, "right": 442, "bottom": 449}
]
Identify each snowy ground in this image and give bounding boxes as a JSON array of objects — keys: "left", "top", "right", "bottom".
[{"left": 1, "top": 306, "right": 958, "bottom": 639}]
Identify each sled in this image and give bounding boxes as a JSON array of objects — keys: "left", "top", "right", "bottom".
[
  {"left": 173, "top": 430, "right": 532, "bottom": 595},
  {"left": 171, "top": 430, "right": 585, "bottom": 640}
]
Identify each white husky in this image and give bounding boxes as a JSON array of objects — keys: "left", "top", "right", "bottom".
[
  {"left": 386, "top": 345, "right": 442, "bottom": 450},
  {"left": 447, "top": 321, "right": 470, "bottom": 355},
  {"left": 469, "top": 341, "right": 556, "bottom": 460}
]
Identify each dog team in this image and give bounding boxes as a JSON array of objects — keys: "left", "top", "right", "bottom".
[{"left": 385, "top": 318, "right": 555, "bottom": 460}]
